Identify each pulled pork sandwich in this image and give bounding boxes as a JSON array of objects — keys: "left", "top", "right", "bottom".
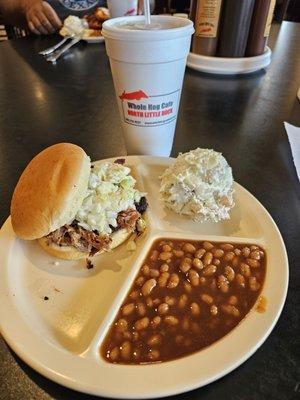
[{"left": 11, "top": 143, "right": 147, "bottom": 260}]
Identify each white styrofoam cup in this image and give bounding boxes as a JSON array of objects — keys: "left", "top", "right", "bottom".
[
  {"left": 102, "top": 15, "right": 194, "bottom": 156},
  {"left": 107, "top": 0, "right": 138, "bottom": 18}
]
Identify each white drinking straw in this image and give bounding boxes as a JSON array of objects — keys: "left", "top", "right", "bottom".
[{"left": 143, "top": 0, "right": 151, "bottom": 25}]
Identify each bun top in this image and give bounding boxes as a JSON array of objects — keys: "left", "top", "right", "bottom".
[{"left": 11, "top": 143, "right": 91, "bottom": 240}]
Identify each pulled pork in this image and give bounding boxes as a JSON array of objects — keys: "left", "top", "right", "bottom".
[
  {"left": 117, "top": 208, "right": 140, "bottom": 230},
  {"left": 46, "top": 224, "right": 112, "bottom": 256},
  {"left": 46, "top": 207, "right": 143, "bottom": 256}
]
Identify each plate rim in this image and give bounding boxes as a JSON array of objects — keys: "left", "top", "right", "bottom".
[{"left": 0, "top": 155, "right": 289, "bottom": 398}]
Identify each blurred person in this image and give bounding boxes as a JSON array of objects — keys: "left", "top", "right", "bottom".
[{"left": 1, "top": 0, "right": 106, "bottom": 35}]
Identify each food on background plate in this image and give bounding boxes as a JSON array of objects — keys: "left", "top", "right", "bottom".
[
  {"left": 11, "top": 143, "right": 147, "bottom": 260},
  {"left": 84, "top": 7, "right": 110, "bottom": 30},
  {"left": 59, "top": 15, "right": 87, "bottom": 37},
  {"left": 102, "top": 238, "right": 266, "bottom": 364},
  {"left": 160, "top": 148, "right": 235, "bottom": 222}
]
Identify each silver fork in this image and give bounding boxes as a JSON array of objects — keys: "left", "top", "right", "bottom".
[
  {"left": 38, "top": 34, "right": 75, "bottom": 56},
  {"left": 46, "top": 37, "right": 81, "bottom": 63}
]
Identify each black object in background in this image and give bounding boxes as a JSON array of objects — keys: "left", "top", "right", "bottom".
[
  {"left": 218, "top": 0, "right": 256, "bottom": 57},
  {"left": 246, "top": 0, "right": 276, "bottom": 57}
]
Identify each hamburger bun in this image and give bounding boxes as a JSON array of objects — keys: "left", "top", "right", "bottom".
[
  {"left": 11, "top": 143, "right": 91, "bottom": 240},
  {"left": 38, "top": 228, "right": 131, "bottom": 260}
]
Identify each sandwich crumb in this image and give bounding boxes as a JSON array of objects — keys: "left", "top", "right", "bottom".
[
  {"left": 44, "top": 296, "right": 49, "bottom": 301},
  {"left": 86, "top": 258, "right": 94, "bottom": 269}
]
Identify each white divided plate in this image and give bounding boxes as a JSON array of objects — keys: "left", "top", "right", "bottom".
[
  {"left": 187, "top": 47, "right": 272, "bottom": 75},
  {"left": 0, "top": 156, "right": 288, "bottom": 399}
]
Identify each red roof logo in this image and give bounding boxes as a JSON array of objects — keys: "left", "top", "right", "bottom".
[{"left": 119, "top": 90, "right": 149, "bottom": 101}]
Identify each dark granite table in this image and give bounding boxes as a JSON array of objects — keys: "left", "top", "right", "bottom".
[{"left": 0, "top": 21, "right": 299, "bottom": 400}]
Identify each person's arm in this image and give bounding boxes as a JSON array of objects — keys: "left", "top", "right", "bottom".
[{"left": 1, "top": 0, "right": 62, "bottom": 34}]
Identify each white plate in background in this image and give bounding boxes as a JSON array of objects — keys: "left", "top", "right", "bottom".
[{"left": 0, "top": 156, "right": 288, "bottom": 398}]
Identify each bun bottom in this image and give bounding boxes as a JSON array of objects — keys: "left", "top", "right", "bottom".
[{"left": 38, "top": 228, "right": 132, "bottom": 260}]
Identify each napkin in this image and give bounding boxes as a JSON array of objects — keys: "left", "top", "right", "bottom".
[{"left": 284, "top": 122, "right": 300, "bottom": 181}]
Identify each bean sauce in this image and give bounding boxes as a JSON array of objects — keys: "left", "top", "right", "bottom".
[{"left": 101, "top": 239, "right": 266, "bottom": 364}]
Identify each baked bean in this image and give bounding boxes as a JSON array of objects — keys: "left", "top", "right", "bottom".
[
  {"left": 165, "top": 296, "right": 176, "bottom": 306},
  {"left": 213, "top": 258, "right": 221, "bottom": 266},
  {"left": 158, "top": 303, "right": 169, "bottom": 315},
  {"left": 247, "top": 258, "right": 260, "bottom": 268},
  {"left": 203, "top": 265, "right": 217, "bottom": 276},
  {"left": 149, "top": 269, "right": 159, "bottom": 278},
  {"left": 228, "top": 295, "right": 238, "bottom": 305},
  {"left": 224, "top": 251, "right": 235, "bottom": 261},
  {"left": 210, "top": 278, "right": 217, "bottom": 290},
  {"left": 199, "top": 277, "right": 206, "bottom": 285},
  {"left": 220, "top": 243, "right": 234, "bottom": 251},
  {"left": 210, "top": 305, "right": 218, "bottom": 316},
  {"left": 218, "top": 275, "right": 229, "bottom": 293},
  {"left": 179, "top": 294, "right": 188, "bottom": 308},
  {"left": 191, "top": 322, "right": 201, "bottom": 333},
  {"left": 153, "top": 298, "right": 161, "bottom": 305},
  {"left": 204, "top": 252, "right": 213, "bottom": 265},
  {"left": 240, "top": 263, "right": 251, "bottom": 277},
  {"left": 222, "top": 305, "right": 240, "bottom": 317},
  {"left": 120, "top": 341, "right": 131, "bottom": 360},
  {"left": 183, "top": 243, "right": 196, "bottom": 253},
  {"left": 122, "top": 303, "right": 135, "bottom": 316},
  {"left": 190, "top": 302, "right": 200, "bottom": 315},
  {"left": 250, "top": 245, "right": 259, "bottom": 251},
  {"left": 133, "top": 349, "right": 141, "bottom": 359},
  {"left": 192, "top": 257, "right": 204, "bottom": 270},
  {"left": 173, "top": 249, "right": 184, "bottom": 258},
  {"left": 129, "top": 290, "right": 139, "bottom": 299},
  {"left": 212, "top": 248, "right": 224, "bottom": 258},
  {"left": 250, "top": 250, "right": 261, "bottom": 260},
  {"left": 109, "top": 347, "right": 119, "bottom": 361},
  {"left": 162, "top": 244, "right": 172, "bottom": 252},
  {"left": 135, "top": 317, "right": 149, "bottom": 330},
  {"left": 136, "top": 302, "right": 146, "bottom": 316},
  {"left": 164, "top": 315, "right": 179, "bottom": 325},
  {"left": 184, "top": 338, "right": 192, "bottom": 346},
  {"left": 184, "top": 281, "right": 192, "bottom": 292},
  {"left": 232, "top": 256, "right": 239, "bottom": 267},
  {"left": 167, "top": 273, "right": 180, "bottom": 289},
  {"left": 195, "top": 248, "right": 206, "bottom": 259},
  {"left": 148, "top": 349, "right": 160, "bottom": 360},
  {"left": 249, "top": 277, "right": 260, "bottom": 291},
  {"left": 150, "top": 250, "right": 159, "bottom": 261},
  {"left": 141, "top": 265, "right": 150, "bottom": 276},
  {"left": 135, "top": 276, "right": 145, "bottom": 286},
  {"left": 180, "top": 258, "right": 192, "bottom": 273},
  {"left": 160, "top": 263, "right": 169, "bottom": 273},
  {"left": 141, "top": 279, "right": 157, "bottom": 296},
  {"left": 259, "top": 250, "right": 265, "bottom": 258},
  {"left": 182, "top": 317, "right": 189, "bottom": 330},
  {"left": 185, "top": 253, "right": 193, "bottom": 259},
  {"left": 147, "top": 334, "right": 162, "bottom": 346},
  {"left": 151, "top": 316, "right": 161, "bottom": 327},
  {"left": 201, "top": 294, "right": 213, "bottom": 304},
  {"left": 145, "top": 297, "right": 153, "bottom": 307},
  {"left": 159, "top": 251, "right": 172, "bottom": 261},
  {"left": 242, "top": 247, "right": 250, "bottom": 257},
  {"left": 132, "top": 332, "right": 139, "bottom": 341},
  {"left": 234, "top": 248, "right": 242, "bottom": 256},
  {"left": 225, "top": 265, "right": 235, "bottom": 281},
  {"left": 188, "top": 269, "right": 200, "bottom": 286},
  {"left": 236, "top": 273, "right": 246, "bottom": 287},
  {"left": 203, "top": 241, "right": 214, "bottom": 250},
  {"left": 175, "top": 335, "right": 184, "bottom": 345},
  {"left": 116, "top": 319, "right": 128, "bottom": 331},
  {"left": 158, "top": 272, "right": 170, "bottom": 287}
]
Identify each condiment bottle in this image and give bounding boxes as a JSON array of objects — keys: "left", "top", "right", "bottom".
[
  {"left": 245, "top": 0, "right": 276, "bottom": 57},
  {"left": 190, "top": 0, "right": 223, "bottom": 56},
  {"left": 218, "top": 0, "right": 255, "bottom": 58}
]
